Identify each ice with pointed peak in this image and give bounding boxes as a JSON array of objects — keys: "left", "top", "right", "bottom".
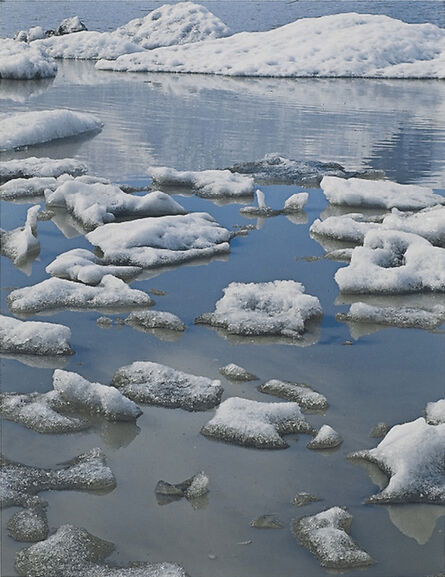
[
  {"left": 124, "top": 310, "right": 185, "bottom": 332},
  {"left": 283, "top": 193, "right": 308, "bottom": 213},
  {"left": 111, "top": 361, "right": 223, "bottom": 411},
  {"left": 292, "top": 507, "right": 374, "bottom": 569},
  {"left": 0, "top": 315, "right": 73, "bottom": 356},
  {"left": 0, "top": 157, "right": 87, "bottom": 182},
  {"left": 155, "top": 471, "right": 209, "bottom": 505},
  {"left": 57, "top": 16, "right": 88, "bottom": 35},
  {"left": 1, "top": 206, "right": 40, "bottom": 266},
  {"left": 425, "top": 400, "right": 445, "bottom": 425},
  {"left": 258, "top": 379, "right": 328, "bottom": 411},
  {"left": 0, "top": 38, "right": 57, "bottom": 79},
  {"left": 201, "top": 397, "right": 312, "bottom": 449},
  {"left": 219, "top": 363, "right": 257, "bottom": 382},
  {"left": 240, "top": 190, "right": 280, "bottom": 217},
  {"left": 307, "top": 425, "right": 342, "bottom": 449}
]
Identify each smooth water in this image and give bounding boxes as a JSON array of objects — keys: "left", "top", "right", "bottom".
[{"left": 1, "top": 3, "right": 445, "bottom": 577}]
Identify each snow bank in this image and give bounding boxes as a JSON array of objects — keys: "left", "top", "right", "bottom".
[
  {"left": 196, "top": 280, "right": 322, "bottom": 338},
  {"left": 335, "top": 230, "right": 445, "bottom": 294},
  {"left": 97, "top": 13, "right": 445, "bottom": 79},
  {"left": 258, "top": 379, "right": 328, "bottom": 411},
  {"left": 0, "top": 157, "right": 87, "bottom": 182},
  {"left": 425, "top": 400, "right": 445, "bottom": 425},
  {"left": 111, "top": 361, "right": 223, "bottom": 411},
  {"left": 219, "top": 363, "right": 257, "bottom": 382},
  {"left": 201, "top": 397, "right": 312, "bottom": 449},
  {"left": 0, "top": 39, "right": 57, "bottom": 80},
  {"left": 1, "top": 205, "right": 40, "bottom": 266},
  {"left": 0, "top": 110, "right": 103, "bottom": 152},
  {"left": 7, "top": 275, "right": 153, "bottom": 315},
  {"left": 124, "top": 310, "right": 185, "bottom": 332},
  {"left": 292, "top": 507, "right": 374, "bottom": 569},
  {"left": 307, "top": 425, "right": 342, "bottom": 449},
  {"left": 321, "top": 176, "right": 444, "bottom": 210},
  {"left": 0, "top": 315, "right": 72, "bottom": 356},
  {"left": 86, "top": 213, "right": 231, "bottom": 269}
]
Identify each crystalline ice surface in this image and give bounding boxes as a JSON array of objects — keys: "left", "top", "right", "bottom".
[
  {"left": 124, "top": 310, "right": 185, "bottom": 332},
  {"left": 283, "top": 193, "right": 308, "bottom": 212},
  {"left": 1, "top": 205, "right": 40, "bottom": 265},
  {"left": 0, "top": 38, "right": 57, "bottom": 79},
  {"left": 0, "top": 315, "right": 72, "bottom": 356},
  {"left": 0, "top": 157, "right": 87, "bottom": 181},
  {"left": 111, "top": 361, "right": 223, "bottom": 411},
  {"left": 425, "top": 399, "right": 445, "bottom": 425},
  {"left": 219, "top": 363, "right": 257, "bottom": 382},
  {"left": 258, "top": 379, "right": 328, "bottom": 411},
  {"left": 307, "top": 424, "right": 343, "bottom": 449}
]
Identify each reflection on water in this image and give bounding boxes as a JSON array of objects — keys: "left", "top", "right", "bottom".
[{"left": 387, "top": 504, "right": 445, "bottom": 545}]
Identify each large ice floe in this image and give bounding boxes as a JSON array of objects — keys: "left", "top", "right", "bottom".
[
  {"left": 195, "top": 280, "right": 322, "bottom": 340},
  {"left": 7, "top": 275, "right": 153, "bottom": 315},
  {"left": 96, "top": 13, "right": 445, "bottom": 78},
  {"left": 86, "top": 213, "right": 231, "bottom": 269},
  {"left": 292, "top": 507, "right": 374, "bottom": 569},
  {"left": 335, "top": 230, "right": 445, "bottom": 294},
  {"left": 0, "top": 157, "right": 87, "bottom": 182},
  {"left": 321, "top": 176, "right": 445, "bottom": 210},
  {"left": 349, "top": 414, "right": 445, "bottom": 504},
  {"left": 0, "top": 38, "right": 57, "bottom": 79},
  {"left": 15, "top": 524, "right": 187, "bottom": 576},
  {"left": 200, "top": 397, "right": 313, "bottom": 448},
  {"left": 111, "top": 361, "right": 223, "bottom": 411},
  {"left": 0, "top": 205, "right": 40, "bottom": 269},
  {"left": 258, "top": 379, "right": 328, "bottom": 411},
  {"left": 0, "top": 110, "right": 103, "bottom": 152},
  {"left": 0, "top": 315, "right": 73, "bottom": 356}
]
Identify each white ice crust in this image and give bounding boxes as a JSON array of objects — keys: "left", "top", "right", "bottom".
[
  {"left": 97, "top": 13, "right": 445, "bottom": 79},
  {"left": 219, "top": 363, "right": 257, "bottom": 382},
  {"left": 283, "top": 193, "right": 308, "bottom": 212},
  {"left": 1, "top": 176, "right": 59, "bottom": 201},
  {"left": 124, "top": 310, "right": 185, "bottom": 332},
  {"left": 0, "top": 157, "right": 88, "bottom": 181},
  {"left": 258, "top": 379, "right": 328, "bottom": 411},
  {"left": 307, "top": 424, "right": 343, "bottom": 449},
  {"left": 425, "top": 399, "right": 445, "bottom": 425},
  {"left": 0, "top": 315, "right": 72, "bottom": 356},
  {"left": 0, "top": 110, "right": 103, "bottom": 152},
  {"left": 0, "top": 38, "right": 57, "bottom": 79},
  {"left": 1, "top": 205, "right": 40, "bottom": 265}
]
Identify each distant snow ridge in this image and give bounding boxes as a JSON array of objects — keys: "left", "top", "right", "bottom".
[
  {"left": 0, "top": 315, "right": 72, "bottom": 356},
  {"left": 0, "top": 110, "right": 103, "bottom": 152},
  {"left": 97, "top": 13, "right": 445, "bottom": 79},
  {"left": 0, "top": 157, "right": 87, "bottom": 182},
  {"left": 0, "top": 39, "right": 57, "bottom": 79}
]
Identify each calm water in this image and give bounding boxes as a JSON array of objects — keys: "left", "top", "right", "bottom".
[{"left": 1, "top": 3, "right": 445, "bottom": 577}]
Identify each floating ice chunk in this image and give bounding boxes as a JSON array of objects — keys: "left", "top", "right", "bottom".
[
  {"left": 292, "top": 492, "right": 321, "bottom": 507},
  {"left": 349, "top": 417, "right": 445, "bottom": 504},
  {"left": 307, "top": 425, "right": 342, "bottom": 449},
  {"left": 1, "top": 205, "right": 40, "bottom": 268},
  {"left": 201, "top": 397, "right": 312, "bottom": 449},
  {"left": 196, "top": 280, "right": 322, "bottom": 339},
  {"left": 292, "top": 507, "right": 374, "bottom": 569},
  {"left": 8, "top": 275, "right": 153, "bottom": 315},
  {"left": 46, "top": 249, "right": 142, "bottom": 285},
  {"left": 0, "top": 157, "right": 87, "bottom": 182},
  {"left": 111, "top": 361, "right": 223, "bottom": 411},
  {"left": 324, "top": 248, "right": 354, "bottom": 262},
  {"left": 149, "top": 166, "right": 254, "bottom": 198},
  {"left": 15, "top": 524, "right": 187, "bottom": 577},
  {"left": 53, "top": 369, "right": 142, "bottom": 422},
  {"left": 0, "top": 315, "right": 73, "bottom": 356},
  {"left": 124, "top": 310, "right": 185, "bottom": 332},
  {"left": 321, "top": 176, "right": 444, "bottom": 210},
  {"left": 56, "top": 16, "right": 87, "bottom": 36},
  {"left": 335, "top": 230, "right": 445, "bottom": 294},
  {"left": 240, "top": 190, "right": 280, "bottom": 217},
  {"left": 251, "top": 515, "right": 283, "bottom": 529},
  {"left": 0, "top": 110, "right": 103, "bottom": 152},
  {"left": 86, "top": 213, "right": 231, "bottom": 269},
  {"left": 382, "top": 206, "right": 445, "bottom": 246},
  {"left": 310, "top": 214, "right": 380, "bottom": 244},
  {"left": 0, "top": 38, "right": 57, "bottom": 79},
  {"left": 97, "top": 13, "right": 445, "bottom": 79},
  {"left": 258, "top": 379, "right": 328, "bottom": 411},
  {"left": 283, "top": 193, "right": 308, "bottom": 213},
  {"left": 155, "top": 471, "right": 209, "bottom": 505},
  {"left": 1, "top": 176, "right": 58, "bottom": 201},
  {"left": 8, "top": 500, "right": 48, "bottom": 542},
  {"left": 425, "top": 400, "right": 445, "bottom": 425},
  {"left": 219, "top": 363, "right": 257, "bottom": 382}
]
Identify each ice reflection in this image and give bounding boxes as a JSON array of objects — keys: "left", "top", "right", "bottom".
[
  {"left": 0, "top": 78, "right": 54, "bottom": 103},
  {"left": 387, "top": 504, "right": 445, "bottom": 545}
]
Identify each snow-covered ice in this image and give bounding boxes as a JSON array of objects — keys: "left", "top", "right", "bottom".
[
  {"left": 0, "top": 38, "right": 57, "bottom": 80},
  {"left": 200, "top": 397, "right": 312, "bottom": 449},
  {"left": 310, "top": 213, "right": 380, "bottom": 245},
  {"left": 307, "top": 425, "right": 343, "bottom": 449},
  {"left": 0, "top": 315, "right": 73, "bottom": 356},
  {"left": 7, "top": 275, "right": 153, "bottom": 315},
  {"left": 7, "top": 500, "right": 48, "bottom": 542},
  {"left": 291, "top": 492, "right": 321, "bottom": 508},
  {"left": 111, "top": 361, "right": 223, "bottom": 411},
  {"left": 292, "top": 507, "right": 374, "bottom": 569},
  {"left": 1, "top": 176, "right": 59, "bottom": 202},
  {"left": 425, "top": 399, "right": 445, "bottom": 425},
  {"left": 1, "top": 206, "right": 40, "bottom": 267},
  {"left": 97, "top": 13, "right": 445, "bottom": 79},
  {"left": 219, "top": 363, "right": 257, "bottom": 382},
  {"left": 240, "top": 190, "right": 280, "bottom": 217},
  {"left": 196, "top": 280, "right": 322, "bottom": 339},
  {"left": 258, "top": 379, "right": 328, "bottom": 411},
  {"left": 381, "top": 206, "right": 445, "bottom": 246},
  {"left": 283, "top": 193, "right": 308, "bottom": 213},
  {"left": 56, "top": 16, "right": 87, "bottom": 36},
  {"left": 124, "top": 310, "right": 185, "bottom": 332},
  {"left": 0, "top": 110, "right": 103, "bottom": 152},
  {"left": 0, "top": 157, "right": 87, "bottom": 182}
]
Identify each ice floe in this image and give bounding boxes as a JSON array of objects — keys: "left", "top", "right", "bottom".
[
  {"left": 1, "top": 205, "right": 40, "bottom": 268},
  {"left": 219, "top": 363, "right": 257, "bottom": 382},
  {"left": 310, "top": 213, "right": 381, "bottom": 245},
  {"left": 56, "top": 16, "right": 88, "bottom": 36},
  {"left": 335, "top": 230, "right": 445, "bottom": 294},
  {"left": 349, "top": 416, "right": 445, "bottom": 504},
  {"left": 0, "top": 315, "right": 73, "bottom": 356},
  {"left": 111, "top": 361, "right": 223, "bottom": 411},
  {"left": 251, "top": 515, "right": 283, "bottom": 529},
  {"left": 8, "top": 500, "right": 48, "bottom": 542},
  {"left": 381, "top": 206, "right": 445, "bottom": 246},
  {"left": 1, "top": 176, "right": 59, "bottom": 202},
  {"left": 200, "top": 397, "right": 313, "bottom": 449},
  {"left": 0, "top": 110, "right": 103, "bottom": 152},
  {"left": 155, "top": 471, "right": 209, "bottom": 506},
  {"left": 291, "top": 492, "right": 321, "bottom": 507},
  {"left": 15, "top": 524, "right": 187, "bottom": 577},
  {"left": 7, "top": 275, "right": 153, "bottom": 315},
  {"left": 283, "top": 193, "right": 309, "bottom": 213},
  {"left": 0, "top": 38, "right": 57, "bottom": 79},
  {"left": 292, "top": 507, "right": 374, "bottom": 569},
  {"left": 86, "top": 213, "right": 231, "bottom": 269},
  {"left": 124, "top": 310, "right": 185, "bottom": 332},
  {"left": 97, "top": 13, "right": 445, "bottom": 79},
  {"left": 425, "top": 400, "right": 445, "bottom": 425},
  {"left": 196, "top": 280, "right": 322, "bottom": 339},
  {"left": 258, "top": 379, "right": 328, "bottom": 411},
  {"left": 0, "top": 157, "right": 87, "bottom": 182},
  {"left": 307, "top": 425, "right": 342, "bottom": 449}
]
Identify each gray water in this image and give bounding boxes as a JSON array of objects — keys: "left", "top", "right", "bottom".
[{"left": 1, "top": 3, "right": 445, "bottom": 577}]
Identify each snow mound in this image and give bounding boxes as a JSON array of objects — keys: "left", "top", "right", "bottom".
[
  {"left": 155, "top": 471, "right": 209, "bottom": 505},
  {"left": 0, "top": 315, "right": 72, "bottom": 356},
  {"left": 53, "top": 369, "right": 142, "bottom": 422},
  {"left": 97, "top": 13, "right": 445, "bottom": 79},
  {"left": 111, "top": 361, "right": 223, "bottom": 411},
  {"left": 124, "top": 310, "right": 185, "bottom": 332},
  {"left": 1, "top": 205, "right": 40, "bottom": 267},
  {"left": 0, "top": 38, "right": 57, "bottom": 79},
  {"left": 8, "top": 501, "right": 48, "bottom": 542},
  {"left": 219, "top": 363, "right": 257, "bottom": 382},
  {"left": 349, "top": 417, "right": 445, "bottom": 504},
  {"left": 0, "top": 110, "right": 103, "bottom": 152},
  {"left": 0, "top": 157, "right": 87, "bottom": 182},
  {"left": 201, "top": 397, "right": 312, "bottom": 449},
  {"left": 149, "top": 166, "right": 254, "bottom": 198},
  {"left": 46, "top": 249, "right": 142, "bottom": 285},
  {"left": 321, "top": 176, "right": 444, "bottom": 210},
  {"left": 292, "top": 507, "right": 374, "bottom": 569},
  {"left": 258, "top": 379, "right": 328, "bottom": 411},
  {"left": 307, "top": 425, "right": 342, "bottom": 449},
  {"left": 425, "top": 400, "right": 445, "bottom": 425},
  {"left": 86, "top": 213, "right": 231, "bottom": 269},
  {"left": 7, "top": 275, "right": 153, "bottom": 315},
  {"left": 15, "top": 524, "right": 187, "bottom": 577},
  {"left": 335, "top": 230, "right": 445, "bottom": 294},
  {"left": 196, "top": 280, "right": 322, "bottom": 338}
]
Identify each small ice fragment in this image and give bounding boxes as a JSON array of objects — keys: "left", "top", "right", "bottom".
[
  {"left": 155, "top": 472, "right": 209, "bottom": 505},
  {"left": 307, "top": 425, "right": 343, "bottom": 449},
  {"left": 283, "top": 193, "right": 308, "bottom": 212},
  {"left": 219, "top": 363, "right": 257, "bottom": 382},
  {"left": 124, "top": 310, "right": 185, "bottom": 332},
  {"left": 240, "top": 190, "right": 280, "bottom": 217},
  {"left": 251, "top": 514, "right": 283, "bottom": 529},
  {"left": 1, "top": 205, "right": 40, "bottom": 266},
  {"left": 259, "top": 379, "right": 328, "bottom": 411},
  {"left": 96, "top": 316, "right": 113, "bottom": 328},
  {"left": 291, "top": 492, "right": 321, "bottom": 507}
]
